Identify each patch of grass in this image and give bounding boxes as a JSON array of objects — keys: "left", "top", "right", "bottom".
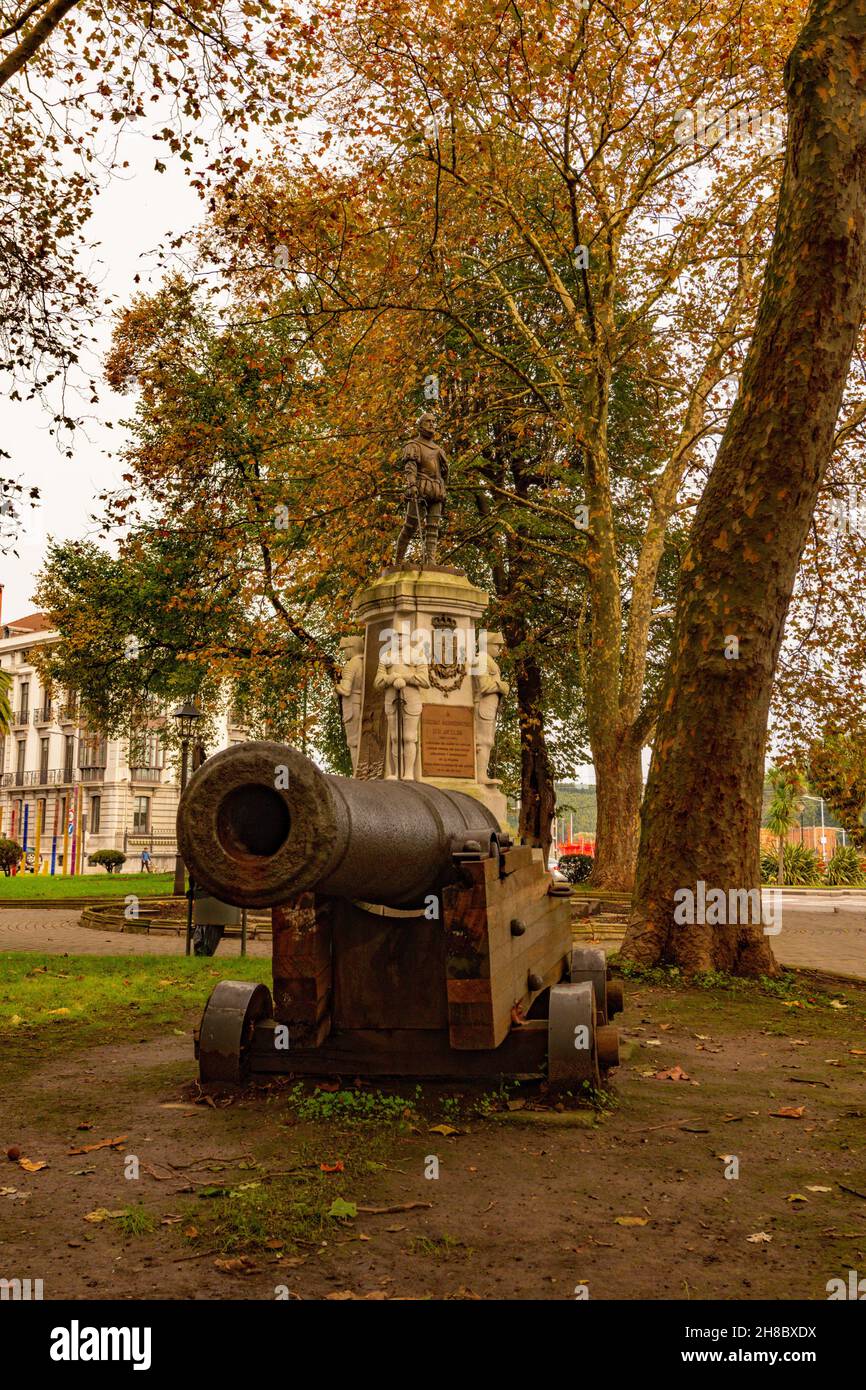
[
  {"left": 187, "top": 1134, "right": 396, "bottom": 1255},
  {"left": 408, "top": 1233, "right": 473, "bottom": 1260},
  {"left": 0, "top": 871, "right": 175, "bottom": 900},
  {"left": 117, "top": 1205, "right": 159, "bottom": 1238},
  {"left": 0, "top": 953, "right": 270, "bottom": 1076},
  {"left": 284, "top": 1083, "right": 419, "bottom": 1128}
]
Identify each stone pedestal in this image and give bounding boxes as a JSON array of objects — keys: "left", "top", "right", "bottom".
[{"left": 339, "top": 566, "right": 508, "bottom": 826}]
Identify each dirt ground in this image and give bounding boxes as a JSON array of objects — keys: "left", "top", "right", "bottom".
[{"left": 1, "top": 967, "right": 865, "bottom": 1301}]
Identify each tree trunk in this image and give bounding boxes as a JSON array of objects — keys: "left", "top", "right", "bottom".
[
  {"left": 590, "top": 729, "right": 643, "bottom": 890},
  {"left": 623, "top": 0, "right": 866, "bottom": 974},
  {"left": 512, "top": 650, "right": 556, "bottom": 860}
]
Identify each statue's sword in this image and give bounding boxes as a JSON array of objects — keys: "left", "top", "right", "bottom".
[{"left": 412, "top": 484, "right": 425, "bottom": 566}]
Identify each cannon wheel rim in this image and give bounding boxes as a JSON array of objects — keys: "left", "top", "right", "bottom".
[
  {"left": 547, "top": 981, "right": 599, "bottom": 1087},
  {"left": 199, "top": 980, "right": 273, "bottom": 1085},
  {"left": 568, "top": 946, "right": 608, "bottom": 1022}
]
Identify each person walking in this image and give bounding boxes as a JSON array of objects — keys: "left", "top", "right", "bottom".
[{"left": 140, "top": 847, "right": 152, "bottom": 874}]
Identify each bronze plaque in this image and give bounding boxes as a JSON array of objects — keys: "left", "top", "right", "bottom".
[{"left": 421, "top": 705, "right": 476, "bottom": 778}]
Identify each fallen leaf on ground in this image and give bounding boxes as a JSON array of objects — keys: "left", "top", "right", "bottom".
[
  {"left": 614, "top": 1216, "right": 648, "bottom": 1227},
  {"left": 320, "top": 1161, "right": 344, "bottom": 1173},
  {"left": 747, "top": 1232, "right": 773, "bottom": 1243},
  {"left": 84, "top": 1209, "right": 126, "bottom": 1223},
  {"left": 806, "top": 1185, "right": 833, "bottom": 1193},
  {"left": 654, "top": 1066, "right": 690, "bottom": 1082},
  {"left": 327, "top": 1198, "right": 357, "bottom": 1219},
  {"left": 769, "top": 1107, "right": 805, "bottom": 1119},
  {"left": 68, "top": 1135, "right": 127, "bottom": 1156},
  {"left": 787, "top": 1194, "right": 809, "bottom": 1203},
  {"left": 213, "top": 1256, "right": 258, "bottom": 1274},
  {"left": 829, "top": 1000, "right": 848, "bottom": 1010},
  {"left": 18, "top": 1158, "right": 48, "bottom": 1172},
  {"left": 429, "top": 1124, "right": 459, "bottom": 1136}
]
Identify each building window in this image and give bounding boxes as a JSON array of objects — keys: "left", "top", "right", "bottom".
[
  {"left": 78, "top": 732, "right": 107, "bottom": 768},
  {"left": 39, "top": 737, "right": 49, "bottom": 783},
  {"left": 19, "top": 680, "right": 29, "bottom": 718},
  {"left": 16, "top": 741, "right": 25, "bottom": 778},
  {"left": 133, "top": 796, "right": 150, "bottom": 833},
  {"left": 64, "top": 735, "right": 75, "bottom": 781},
  {"left": 90, "top": 795, "right": 101, "bottom": 834}
]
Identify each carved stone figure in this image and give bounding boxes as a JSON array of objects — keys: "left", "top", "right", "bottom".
[
  {"left": 374, "top": 647, "right": 430, "bottom": 780},
  {"left": 473, "top": 631, "right": 509, "bottom": 781},
  {"left": 335, "top": 635, "right": 364, "bottom": 770},
  {"left": 394, "top": 413, "right": 449, "bottom": 566}
]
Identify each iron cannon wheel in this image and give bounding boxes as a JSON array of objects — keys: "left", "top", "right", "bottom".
[
  {"left": 568, "top": 946, "right": 608, "bottom": 1021},
  {"left": 547, "top": 981, "right": 599, "bottom": 1087},
  {"left": 198, "top": 980, "right": 273, "bottom": 1085}
]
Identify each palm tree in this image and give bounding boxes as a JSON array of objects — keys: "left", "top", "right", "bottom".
[{"left": 766, "top": 767, "right": 805, "bottom": 887}]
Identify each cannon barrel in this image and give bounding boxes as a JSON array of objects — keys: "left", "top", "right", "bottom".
[{"left": 177, "top": 741, "right": 502, "bottom": 910}]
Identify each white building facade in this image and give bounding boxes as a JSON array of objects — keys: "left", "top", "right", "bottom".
[{"left": 0, "top": 610, "right": 245, "bottom": 875}]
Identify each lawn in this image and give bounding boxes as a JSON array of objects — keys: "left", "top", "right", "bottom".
[
  {"left": 0, "top": 952, "right": 270, "bottom": 1075},
  {"left": 0, "top": 870, "right": 175, "bottom": 900}
]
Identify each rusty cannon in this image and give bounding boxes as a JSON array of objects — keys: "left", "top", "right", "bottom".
[{"left": 179, "top": 742, "right": 623, "bottom": 1085}]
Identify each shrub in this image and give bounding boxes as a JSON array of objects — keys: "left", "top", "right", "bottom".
[
  {"left": 823, "top": 844, "right": 865, "bottom": 886},
  {"left": 760, "top": 843, "right": 821, "bottom": 885},
  {"left": 0, "top": 837, "right": 23, "bottom": 875},
  {"left": 557, "top": 852, "right": 594, "bottom": 884},
  {"left": 87, "top": 848, "right": 127, "bottom": 874}
]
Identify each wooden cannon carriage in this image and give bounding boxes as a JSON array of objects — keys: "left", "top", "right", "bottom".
[{"left": 178, "top": 742, "right": 623, "bottom": 1085}]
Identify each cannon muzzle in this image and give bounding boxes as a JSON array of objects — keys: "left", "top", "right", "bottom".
[{"left": 177, "top": 741, "right": 502, "bottom": 909}]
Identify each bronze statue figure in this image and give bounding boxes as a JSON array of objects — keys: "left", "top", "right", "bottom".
[{"left": 394, "top": 412, "right": 448, "bottom": 566}]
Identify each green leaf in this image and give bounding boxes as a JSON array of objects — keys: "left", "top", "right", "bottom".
[{"left": 327, "top": 1198, "right": 357, "bottom": 1220}]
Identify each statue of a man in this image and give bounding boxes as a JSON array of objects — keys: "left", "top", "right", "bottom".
[
  {"left": 473, "top": 631, "right": 509, "bottom": 781},
  {"left": 394, "top": 412, "right": 449, "bottom": 566},
  {"left": 335, "top": 635, "right": 364, "bottom": 771},
  {"left": 374, "top": 644, "right": 430, "bottom": 779}
]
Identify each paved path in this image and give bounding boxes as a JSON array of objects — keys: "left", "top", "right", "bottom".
[
  {"left": 0, "top": 894, "right": 863, "bottom": 977},
  {"left": 575, "top": 892, "right": 866, "bottom": 980},
  {"left": 0, "top": 909, "right": 269, "bottom": 957}
]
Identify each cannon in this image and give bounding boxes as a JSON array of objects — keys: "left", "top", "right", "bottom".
[{"left": 179, "top": 742, "right": 623, "bottom": 1085}]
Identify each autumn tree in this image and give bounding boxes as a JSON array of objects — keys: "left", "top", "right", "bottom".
[
  {"left": 623, "top": 0, "right": 866, "bottom": 973},
  {"left": 235, "top": 0, "right": 801, "bottom": 886},
  {"left": 0, "top": 0, "right": 301, "bottom": 481}
]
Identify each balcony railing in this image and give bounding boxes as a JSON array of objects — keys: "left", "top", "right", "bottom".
[
  {"left": 32, "top": 704, "right": 53, "bottom": 725},
  {"left": 1, "top": 768, "right": 92, "bottom": 789},
  {"left": 130, "top": 766, "right": 163, "bottom": 782},
  {"left": 12, "top": 708, "right": 30, "bottom": 726},
  {"left": 59, "top": 704, "right": 79, "bottom": 724},
  {"left": 78, "top": 767, "right": 105, "bottom": 783}
]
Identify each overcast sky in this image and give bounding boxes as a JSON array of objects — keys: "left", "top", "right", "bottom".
[{"left": 1, "top": 135, "right": 201, "bottom": 624}]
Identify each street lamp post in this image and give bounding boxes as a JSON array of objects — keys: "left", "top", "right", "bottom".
[{"left": 172, "top": 702, "right": 201, "bottom": 899}]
